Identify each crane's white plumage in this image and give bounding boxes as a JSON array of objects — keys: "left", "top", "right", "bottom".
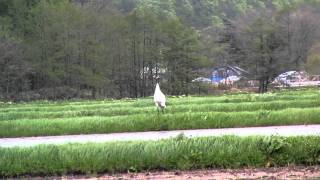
[{"left": 154, "top": 83, "right": 166, "bottom": 110}]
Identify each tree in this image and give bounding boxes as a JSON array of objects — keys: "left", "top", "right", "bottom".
[
  {"left": 161, "top": 18, "right": 201, "bottom": 95},
  {"left": 305, "top": 54, "right": 320, "bottom": 75},
  {"left": 276, "top": 5, "right": 320, "bottom": 69},
  {"left": 232, "top": 10, "right": 285, "bottom": 93},
  {"left": 25, "top": 0, "right": 111, "bottom": 98},
  {"left": 0, "top": 37, "right": 29, "bottom": 97}
]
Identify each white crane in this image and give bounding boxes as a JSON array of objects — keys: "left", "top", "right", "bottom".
[{"left": 154, "top": 83, "right": 166, "bottom": 113}]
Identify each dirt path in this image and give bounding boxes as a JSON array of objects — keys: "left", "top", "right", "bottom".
[
  {"left": 1, "top": 125, "right": 320, "bottom": 148},
  {"left": 23, "top": 166, "right": 319, "bottom": 179},
  {"left": 96, "top": 166, "right": 320, "bottom": 179}
]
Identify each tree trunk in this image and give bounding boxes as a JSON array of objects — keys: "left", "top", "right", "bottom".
[
  {"left": 92, "top": 87, "right": 96, "bottom": 99},
  {"left": 259, "top": 77, "right": 269, "bottom": 93}
]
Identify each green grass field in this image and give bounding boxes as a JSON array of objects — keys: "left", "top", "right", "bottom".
[{"left": 0, "top": 88, "right": 319, "bottom": 137}]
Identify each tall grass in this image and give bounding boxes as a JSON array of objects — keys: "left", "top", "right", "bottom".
[
  {"left": 0, "top": 136, "right": 319, "bottom": 177},
  {"left": 1, "top": 107, "right": 320, "bottom": 137}
]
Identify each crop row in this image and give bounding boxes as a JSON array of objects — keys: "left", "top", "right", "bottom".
[
  {"left": 1, "top": 99, "right": 320, "bottom": 121},
  {"left": 1, "top": 92, "right": 319, "bottom": 113},
  {"left": 1, "top": 107, "right": 319, "bottom": 137},
  {"left": 1, "top": 136, "right": 319, "bottom": 177},
  {"left": 1, "top": 88, "right": 319, "bottom": 110}
]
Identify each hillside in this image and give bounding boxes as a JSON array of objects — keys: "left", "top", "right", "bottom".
[{"left": 0, "top": 0, "right": 319, "bottom": 100}]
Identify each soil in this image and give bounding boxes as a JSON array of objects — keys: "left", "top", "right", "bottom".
[{"left": 18, "top": 166, "right": 319, "bottom": 180}]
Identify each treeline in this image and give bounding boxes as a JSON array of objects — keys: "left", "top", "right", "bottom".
[{"left": 0, "top": 0, "right": 320, "bottom": 101}]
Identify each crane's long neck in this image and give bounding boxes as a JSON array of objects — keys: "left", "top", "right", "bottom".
[
  {"left": 156, "top": 83, "right": 160, "bottom": 90},
  {"left": 155, "top": 83, "right": 161, "bottom": 94}
]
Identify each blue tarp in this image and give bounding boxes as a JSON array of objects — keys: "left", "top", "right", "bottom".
[{"left": 211, "top": 76, "right": 223, "bottom": 83}]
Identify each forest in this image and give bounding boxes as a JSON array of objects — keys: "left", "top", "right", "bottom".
[{"left": 1, "top": 0, "right": 320, "bottom": 100}]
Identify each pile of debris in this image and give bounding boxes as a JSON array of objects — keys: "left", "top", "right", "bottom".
[{"left": 272, "top": 71, "right": 320, "bottom": 87}]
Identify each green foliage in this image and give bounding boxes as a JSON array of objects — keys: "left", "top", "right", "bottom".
[
  {"left": 136, "top": 0, "right": 176, "bottom": 19},
  {"left": 0, "top": 16, "right": 12, "bottom": 38},
  {"left": 0, "top": 0, "right": 320, "bottom": 99},
  {"left": 258, "top": 136, "right": 290, "bottom": 166},
  {"left": 0, "top": 136, "right": 320, "bottom": 177},
  {"left": 305, "top": 54, "right": 320, "bottom": 75},
  {"left": 161, "top": 18, "right": 201, "bottom": 94}
]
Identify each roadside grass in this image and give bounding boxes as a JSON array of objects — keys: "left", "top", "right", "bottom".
[
  {"left": 0, "top": 135, "right": 319, "bottom": 177},
  {"left": 1, "top": 107, "right": 320, "bottom": 137}
]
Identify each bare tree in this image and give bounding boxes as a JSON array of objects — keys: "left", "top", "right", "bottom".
[{"left": 277, "top": 5, "right": 320, "bottom": 69}]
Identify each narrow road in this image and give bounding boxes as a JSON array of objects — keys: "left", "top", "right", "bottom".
[{"left": 1, "top": 125, "right": 320, "bottom": 148}]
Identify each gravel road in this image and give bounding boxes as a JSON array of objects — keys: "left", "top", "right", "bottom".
[{"left": 1, "top": 125, "right": 320, "bottom": 148}]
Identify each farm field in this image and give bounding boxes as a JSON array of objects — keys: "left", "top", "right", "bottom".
[
  {"left": 1, "top": 88, "right": 320, "bottom": 178},
  {"left": 0, "top": 88, "right": 320, "bottom": 137}
]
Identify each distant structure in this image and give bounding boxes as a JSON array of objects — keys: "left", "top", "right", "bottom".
[
  {"left": 192, "top": 65, "right": 250, "bottom": 85},
  {"left": 154, "top": 83, "right": 166, "bottom": 113},
  {"left": 272, "top": 71, "right": 320, "bottom": 87},
  {"left": 210, "top": 66, "right": 250, "bottom": 84},
  {"left": 192, "top": 77, "right": 212, "bottom": 83}
]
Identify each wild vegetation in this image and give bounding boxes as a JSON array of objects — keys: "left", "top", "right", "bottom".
[
  {"left": 1, "top": 0, "right": 320, "bottom": 101},
  {"left": 0, "top": 88, "right": 319, "bottom": 137},
  {"left": 1, "top": 135, "right": 320, "bottom": 177}
]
